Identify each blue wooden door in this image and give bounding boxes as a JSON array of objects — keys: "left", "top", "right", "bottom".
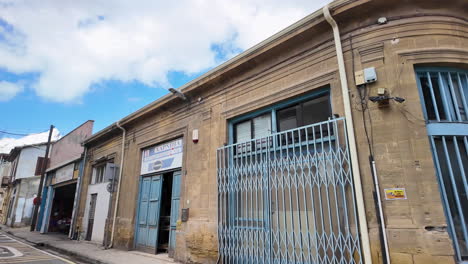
[
  {"left": 136, "top": 175, "right": 163, "bottom": 250},
  {"left": 168, "top": 171, "right": 181, "bottom": 257}
]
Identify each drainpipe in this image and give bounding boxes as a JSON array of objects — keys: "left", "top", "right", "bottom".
[
  {"left": 70, "top": 147, "right": 88, "bottom": 239},
  {"left": 323, "top": 5, "right": 373, "bottom": 264},
  {"left": 370, "top": 155, "right": 391, "bottom": 264},
  {"left": 108, "top": 121, "right": 126, "bottom": 248}
]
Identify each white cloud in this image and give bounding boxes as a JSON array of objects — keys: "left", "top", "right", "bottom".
[
  {"left": 0, "top": 0, "right": 332, "bottom": 102},
  {"left": 0, "top": 81, "right": 23, "bottom": 101},
  {"left": 0, "top": 128, "right": 60, "bottom": 154}
]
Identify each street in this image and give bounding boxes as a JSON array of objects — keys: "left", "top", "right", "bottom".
[{"left": 0, "top": 231, "right": 76, "bottom": 264}]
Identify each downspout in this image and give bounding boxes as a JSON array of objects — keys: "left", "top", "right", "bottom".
[
  {"left": 70, "top": 146, "right": 88, "bottom": 239},
  {"left": 108, "top": 121, "right": 126, "bottom": 248},
  {"left": 370, "top": 156, "right": 391, "bottom": 264},
  {"left": 323, "top": 5, "right": 373, "bottom": 264}
]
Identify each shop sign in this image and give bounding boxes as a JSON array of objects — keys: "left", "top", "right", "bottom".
[
  {"left": 55, "top": 163, "right": 74, "bottom": 184},
  {"left": 141, "top": 138, "right": 183, "bottom": 174},
  {"left": 384, "top": 188, "right": 407, "bottom": 200}
]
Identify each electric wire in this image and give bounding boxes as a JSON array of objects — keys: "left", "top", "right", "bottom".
[
  {"left": 357, "top": 84, "right": 374, "bottom": 156},
  {"left": 350, "top": 32, "right": 375, "bottom": 156},
  {"left": 0, "top": 128, "right": 50, "bottom": 137},
  {"left": 0, "top": 130, "right": 34, "bottom": 136}
]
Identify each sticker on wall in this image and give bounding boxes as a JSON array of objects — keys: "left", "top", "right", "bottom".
[{"left": 384, "top": 188, "right": 407, "bottom": 200}]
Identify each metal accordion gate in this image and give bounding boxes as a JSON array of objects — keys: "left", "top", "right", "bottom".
[{"left": 217, "top": 117, "right": 363, "bottom": 264}]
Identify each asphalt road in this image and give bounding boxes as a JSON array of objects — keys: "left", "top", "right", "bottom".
[{"left": 0, "top": 231, "right": 76, "bottom": 264}]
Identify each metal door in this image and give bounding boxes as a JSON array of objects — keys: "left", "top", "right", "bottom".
[
  {"left": 136, "top": 175, "right": 163, "bottom": 250},
  {"left": 86, "top": 194, "right": 97, "bottom": 241},
  {"left": 217, "top": 117, "right": 363, "bottom": 263},
  {"left": 168, "top": 171, "right": 181, "bottom": 257},
  {"left": 416, "top": 68, "right": 468, "bottom": 261},
  {"left": 40, "top": 187, "right": 54, "bottom": 233}
]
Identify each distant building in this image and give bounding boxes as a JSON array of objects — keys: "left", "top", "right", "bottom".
[
  {"left": 5, "top": 143, "right": 48, "bottom": 227},
  {"left": 0, "top": 153, "right": 12, "bottom": 223}
]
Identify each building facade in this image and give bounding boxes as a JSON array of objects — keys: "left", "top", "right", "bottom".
[
  {"left": 37, "top": 121, "right": 94, "bottom": 237},
  {"left": 0, "top": 154, "right": 12, "bottom": 223},
  {"left": 5, "top": 143, "right": 47, "bottom": 227},
  {"left": 75, "top": 0, "right": 468, "bottom": 263}
]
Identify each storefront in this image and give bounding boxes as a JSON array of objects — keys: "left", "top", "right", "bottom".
[
  {"left": 135, "top": 138, "right": 182, "bottom": 257},
  {"left": 40, "top": 162, "right": 79, "bottom": 235}
]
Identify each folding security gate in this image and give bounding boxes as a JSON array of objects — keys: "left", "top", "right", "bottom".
[
  {"left": 416, "top": 68, "right": 468, "bottom": 262},
  {"left": 217, "top": 117, "right": 362, "bottom": 264}
]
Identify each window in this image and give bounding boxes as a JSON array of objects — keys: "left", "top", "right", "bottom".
[
  {"left": 277, "top": 95, "right": 330, "bottom": 132},
  {"left": 417, "top": 70, "right": 468, "bottom": 122},
  {"left": 92, "top": 164, "right": 106, "bottom": 184},
  {"left": 34, "top": 157, "right": 47, "bottom": 176},
  {"left": 91, "top": 162, "right": 117, "bottom": 184},
  {"left": 234, "top": 114, "right": 272, "bottom": 153},
  {"left": 416, "top": 68, "right": 468, "bottom": 261},
  {"left": 235, "top": 114, "right": 272, "bottom": 142},
  {"left": 232, "top": 91, "right": 331, "bottom": 145}
]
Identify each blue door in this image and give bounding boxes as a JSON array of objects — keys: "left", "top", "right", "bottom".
[
  {"left": 136, "top": 175, "right": 163, "bottom": 250},
  {"left": 168, "top": 171, "right": 181, "bottom": 257}
]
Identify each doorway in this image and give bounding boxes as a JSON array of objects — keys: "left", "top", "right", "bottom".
[
  {"left": 48, "top": 183, "right": 76, "bottom": 234},
  {"left": 157, "top": 173, "right": 173, "bottom": 253},
  {"left": 135, "top": 170, "right": 181, "bottom": 255},
  {"left": 86, "top": 194, "right": 98, "bottom": 241}
]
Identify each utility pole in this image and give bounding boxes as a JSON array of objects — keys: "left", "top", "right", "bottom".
[{"left": 30, "top": 125, "right": 54, "bottom": 232}]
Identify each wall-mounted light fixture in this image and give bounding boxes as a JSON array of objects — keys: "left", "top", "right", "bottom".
[
  {"left": 168, "top": 88, "right": 188, "bottom": 101},
  {"left": 369, "top": 96, "right": 405, "bottom": 103}
]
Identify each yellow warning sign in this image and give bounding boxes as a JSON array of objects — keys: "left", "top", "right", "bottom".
[{"left": 384, "top": 188, "right": 407, "bottom": 200}]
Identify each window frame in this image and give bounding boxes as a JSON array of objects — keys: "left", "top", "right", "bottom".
[
  {"left": 415, "top": 67, "right": 468, "bottom": 123},
  {"left": 229, "top": 88, "right": 331, "bottom": 144},
  {"left": 92, "top": 163, "right": 106, "bottom": 184}
]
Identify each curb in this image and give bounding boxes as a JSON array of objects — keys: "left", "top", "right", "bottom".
[
  {"left": 40, "top": 243, "right": 108, "bottom": 264},
  {"left": 4, "top": 230, "right": 108, "bottom": 264}
]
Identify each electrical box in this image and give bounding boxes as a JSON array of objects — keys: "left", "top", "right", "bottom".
[
  {"left": 355, "top": 70, "right": 365, "bottom": 85},
  {"left": 355, "top": 67, "right": 377, "bottom": 85},
  {"left": 181, "top": 208, "right": 189, "bottom": 222},
  {"left": 364, "top": 67, "right": 377, "bottom": 83},
  {"left": 377, "top": 88, "right": 387, "bottom": 95}
]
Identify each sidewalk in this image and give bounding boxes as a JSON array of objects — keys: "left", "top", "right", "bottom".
[{"left": 0, "top": 225, "right": 178, "bottom": 264}]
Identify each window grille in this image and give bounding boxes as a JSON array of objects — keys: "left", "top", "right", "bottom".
[{"left": 416, "top": 68, "right": 468, "bottom": 261}]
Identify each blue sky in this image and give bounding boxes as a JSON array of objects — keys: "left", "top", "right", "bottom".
[
  {"left": 0, "top": 0, "right": 331, "bottom": 138},
  {"left": 0, "top": 70, "right": 201, "bottom": 135}
]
